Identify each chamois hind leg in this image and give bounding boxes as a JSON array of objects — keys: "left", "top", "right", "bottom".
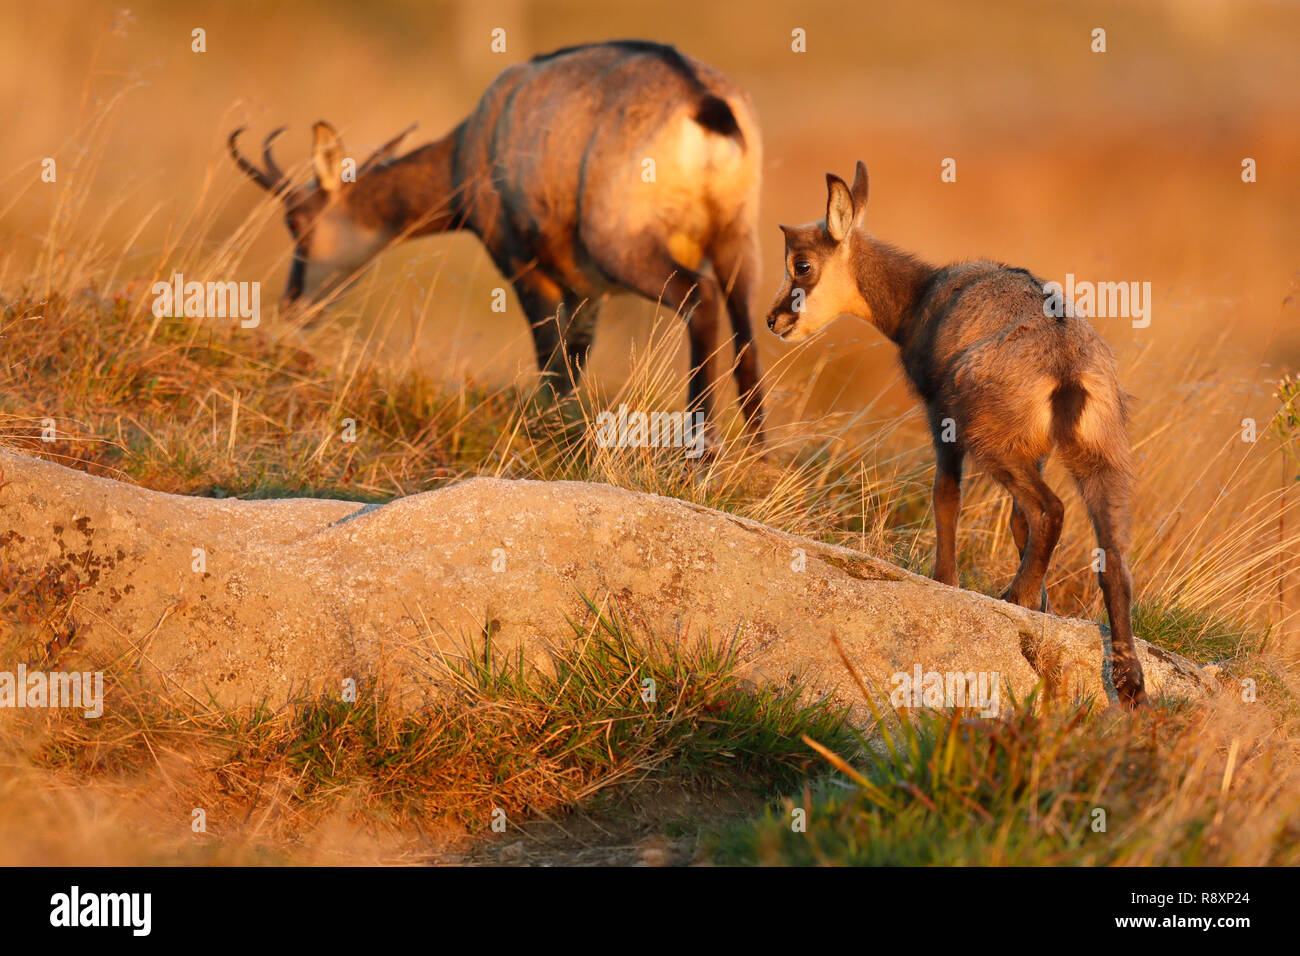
[
  {"left": 708, "top": 229, "right": 767, "bottom": 443},
  {"left": 1068, "top": 458, "right": 1148, "bottom": 708},
  {"left": 928, "top": 412, "right": 965, "bottom": 587},
  {"left": 596, "top": 244, "right": 723, "bottom": 432},
  {"left": 991, "top": 460, "right": 1064, "bottom": 611},
  {"left": 1009, "top": 460, "right": 1053, "bottom": 612}
]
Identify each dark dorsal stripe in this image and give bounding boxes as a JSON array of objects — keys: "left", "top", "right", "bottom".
[
  {"left": 531, "top": 40, "right": 741, "bottom": 144},
  {"left": 532, "top": 40, "right": 709, "bottom": 95}
]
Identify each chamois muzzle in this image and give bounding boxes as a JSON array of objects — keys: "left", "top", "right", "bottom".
[{"left": 766, "top": 303, "right": 802, "bottom": 338}]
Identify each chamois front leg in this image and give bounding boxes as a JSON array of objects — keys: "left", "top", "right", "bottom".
[{"left": 929, "top": 418, "right": 965, "bottom": 587}]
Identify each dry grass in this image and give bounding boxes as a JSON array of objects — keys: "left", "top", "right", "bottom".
[{"left": 712, "top": 679, "right": 1300, "bottom": 866}]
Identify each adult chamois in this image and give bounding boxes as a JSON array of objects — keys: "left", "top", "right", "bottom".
[
  {"left": 766, "top": 162, "right": 1147, "bottom": 708},
  {"left": 228, "top": 40, "right": 766, "bottom": 441}
]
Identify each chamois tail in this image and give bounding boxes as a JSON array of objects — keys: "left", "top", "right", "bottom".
[{"left": 694, "top": 94, "right": 744, "bottom": 146}]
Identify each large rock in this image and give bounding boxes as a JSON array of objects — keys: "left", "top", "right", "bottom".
[{"left": 0, "top": 448, "right": 1215, "bottom": 716}]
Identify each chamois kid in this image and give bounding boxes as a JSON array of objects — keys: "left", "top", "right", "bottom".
[{"left": 766, "top": 162, "right": 1147, "bottom": 707}]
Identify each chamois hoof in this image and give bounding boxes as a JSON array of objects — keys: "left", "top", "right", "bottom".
[
  {"left": 998, "top": 587, "right": 1038, "bottom": 611},
  {"left": 1119, "top": 683, "right": 1150, "bottom": 710}
]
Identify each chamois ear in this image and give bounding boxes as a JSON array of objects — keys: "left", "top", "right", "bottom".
[
  {"left": 312, "top": 121, "right": 345, "bottom": 195},
  {"left": 825, "top": 173, "right": 854, "bottom": 243},
  {"left": 850, "top": 160, "right": 869, "bottom": 213}
]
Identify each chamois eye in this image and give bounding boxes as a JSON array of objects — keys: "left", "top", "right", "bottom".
[{"left": 794, "top": 259, "right": 812, "bottom": 277}]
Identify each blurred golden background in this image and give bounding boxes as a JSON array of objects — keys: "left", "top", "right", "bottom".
[{"left": 1, "top": 0, "right": 1296, "bottom": 426}]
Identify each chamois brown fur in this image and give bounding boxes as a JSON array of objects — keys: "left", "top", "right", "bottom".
[
  {"left": 229, "top": 39, "right": 767, "bottom": 439},
  {"left": 766, "top": 161, "right": 1147, "bottom": 707}
]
